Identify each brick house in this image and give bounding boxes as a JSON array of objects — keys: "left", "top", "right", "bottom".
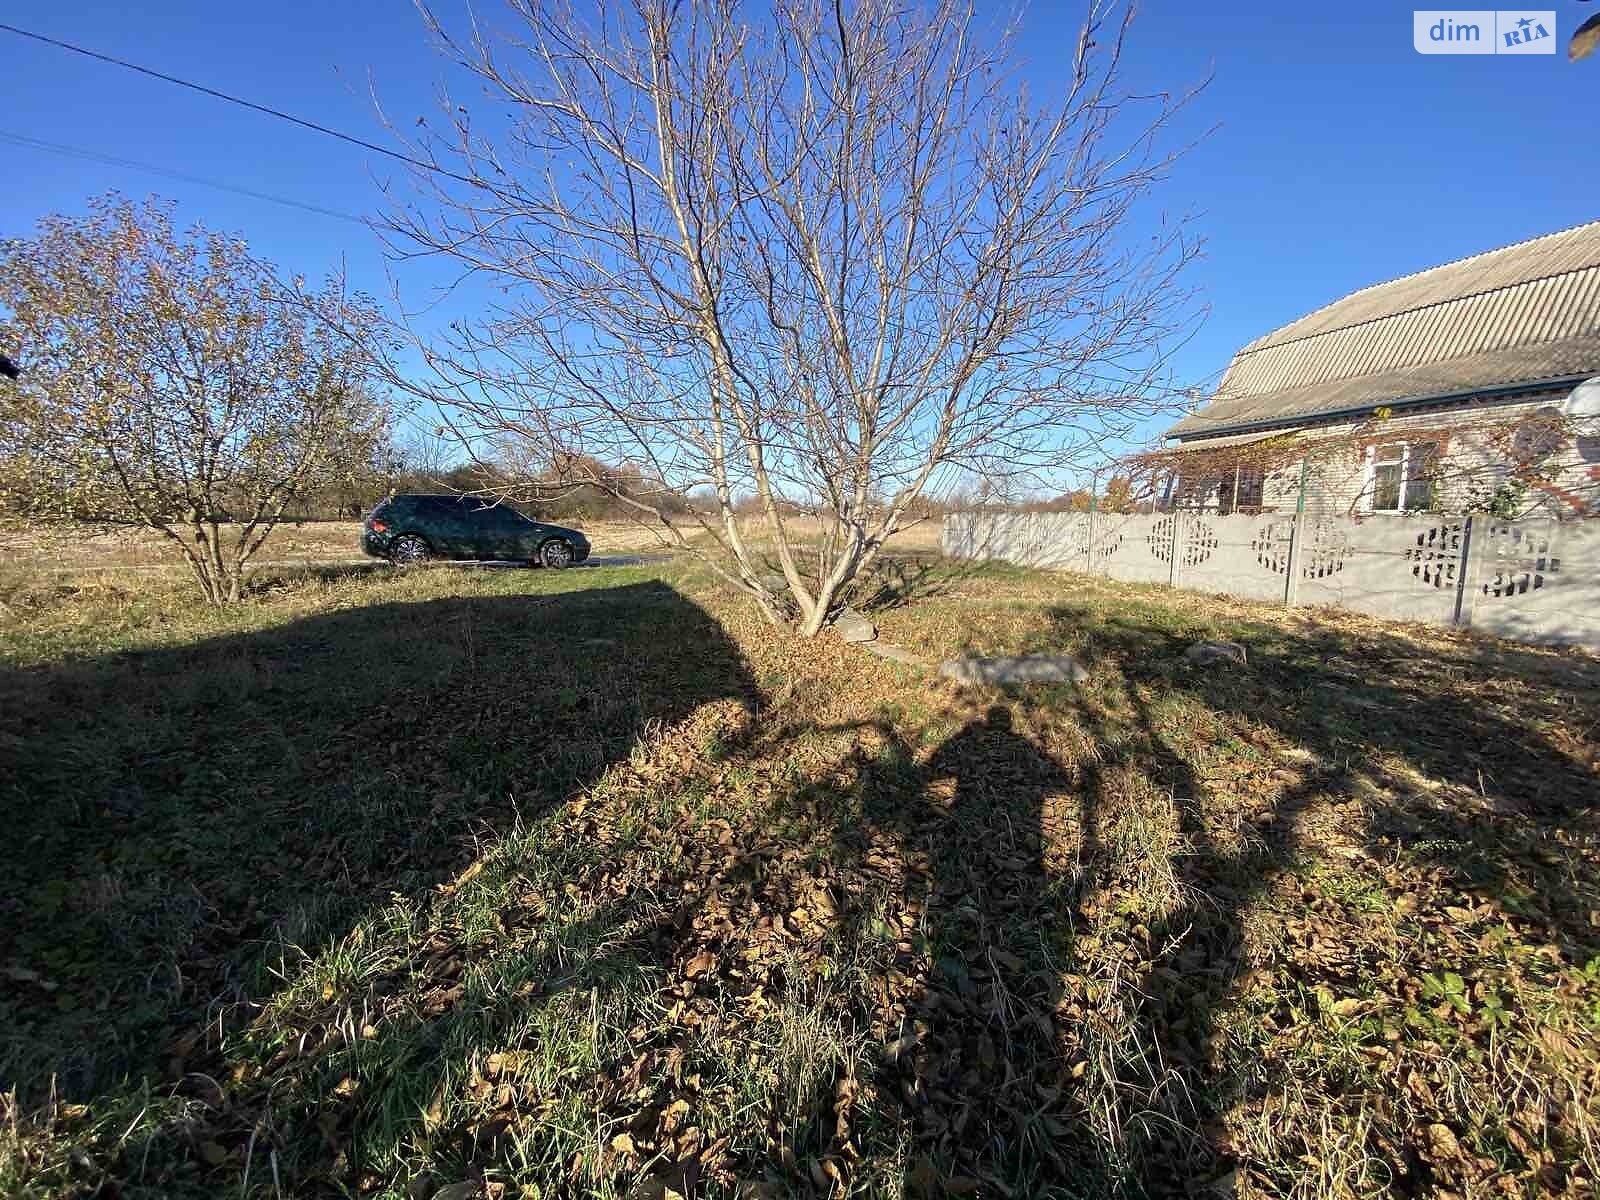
[{"left": 1156, "top": 221, "right": 1600, "bottom": 519}]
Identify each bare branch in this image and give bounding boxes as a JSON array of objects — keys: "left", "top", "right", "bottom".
[{"left": 385, "top": 0, "right": 1205, "bottom": 632}]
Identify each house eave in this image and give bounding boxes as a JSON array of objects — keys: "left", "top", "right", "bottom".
[{"left": 1167, "top": 373, "right": 1593, "bottom": 445}]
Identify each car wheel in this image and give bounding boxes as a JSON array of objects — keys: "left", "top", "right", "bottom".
[
  {"left": 390, "top": 534, "right": 431, "bottom": 566},
  {"left": 539, "top": 538, "right": 574, "bottom": 569}
]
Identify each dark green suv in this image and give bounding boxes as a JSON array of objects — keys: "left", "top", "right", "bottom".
[{"left": 362, "top": 494, "right": 591, "bottom": 568}]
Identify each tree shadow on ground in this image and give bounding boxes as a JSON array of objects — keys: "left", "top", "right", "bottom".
[
  {"left": 12, "top": 575, "right": 1596, "bottom": 1198},
  {"left": 0, "top": 580, "right": 758, "bottom": 1119},
  {"left": 487, "top": 598, "right": 1598, "bottom": 1198},
  {"left": 850, "top": 553, "right": 992, "bottom": 614},
  {"left": 514, "top": 701, "right": 1105, "bottom": 1197},
  {"left": 1029, "top": 603, "right": 1600, "bottom": 1195}
]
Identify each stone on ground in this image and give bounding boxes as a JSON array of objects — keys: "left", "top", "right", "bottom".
[
  {"left": 832, "top": 605, "right": 878, "bottom": 643},
  {"left": 1185, "top": 640, "right": 1247, "bottom": 666},
  {"left": 938, "top": 655, "right": 1089, "bottom": 686}
]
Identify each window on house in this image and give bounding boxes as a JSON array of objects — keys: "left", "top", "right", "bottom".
[
  {"left": 1175, "top": 471, "right": 1220, "bottom": 509},
  {"left": 1405, "top": 441, "right": 1439, "bottom": 509},
  {"left": 1371, "top": 444, "right": 1404, "bottom": 510},
  {"left": 1216, "top": 464, "right": 1265, "bottom": 513},
  {"left": 1370, "top": 441, "right": 1439, "bottom": 512},
  {"left": 1237, "top": 464, "right": 1265, "bottom": 509}
]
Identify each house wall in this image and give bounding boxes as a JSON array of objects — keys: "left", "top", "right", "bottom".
[
  {"left": 944, "top": 508, "right": 1600, "bottom": 651},
  {"left": 1184, "top": 391, "right": 1598, "bottom": 519}
]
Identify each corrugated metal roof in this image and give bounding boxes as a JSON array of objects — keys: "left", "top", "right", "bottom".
[{"left": 1170, "top": 221, "right": 1600, "bottom": 439}]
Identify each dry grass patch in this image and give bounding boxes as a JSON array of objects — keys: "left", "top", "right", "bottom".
[
  {"left": 0, "top": 515, "right": 942, "bottom": 577},
  {"left": 2, "top": 559, "right": 1597, "bottom": 1199}
]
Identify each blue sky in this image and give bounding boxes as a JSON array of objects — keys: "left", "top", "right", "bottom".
[{"left": 3, "top": 0, "right": 1597, "bottom": 461}]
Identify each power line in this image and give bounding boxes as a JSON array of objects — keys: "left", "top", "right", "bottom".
[
  {"left": 0, "top": 130, "right": 370, "bottom": 225},
  {"left": 0, "top": 21, "right": 481, "bottom": 190}
]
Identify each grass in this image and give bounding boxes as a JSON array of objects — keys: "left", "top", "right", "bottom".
[
  {"left": 1, "top": 555, "right": 1597, "bottom": 1199},
  {"left": 0, "top": 518, "right": 372, "bottom": 571},
  {"left": 0, "top": 515, "right": 943, "bottom": 575}
]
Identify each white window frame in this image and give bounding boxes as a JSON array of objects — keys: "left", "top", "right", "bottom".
[{"left": 1365, "top": 441, "right": 1439, "bottom": 513}]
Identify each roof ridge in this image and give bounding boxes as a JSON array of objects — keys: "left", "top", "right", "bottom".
[{"left": 1239, "top": 218, "right": 1600, "bottom": 354}]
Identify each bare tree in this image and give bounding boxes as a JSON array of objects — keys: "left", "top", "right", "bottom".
[
  {"left": 394, "top": 419, "right": 458, "bottom": 481},
  {"left": 0, "top": 195, "right": 389, "bottom": 603},
  {"left": 388, "top": 0, "right": 1202, "bottom": 633}
]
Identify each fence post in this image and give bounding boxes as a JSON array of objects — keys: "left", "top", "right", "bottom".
[
  {"left": 1455, "top": 514, "right": 1485, "bottom": 627},
  {"left": 1283, "top": 512, "right": 1305, "bottom": 607},
  {"left": 1168, "top": 511, "right": 1184, "bottom": 589},
  {"left": 1086, "top": 508, "right": 1097, "bottom": 575},
  {"left": 1282, "top": 455, "right": 1312, "bottom": 607}
]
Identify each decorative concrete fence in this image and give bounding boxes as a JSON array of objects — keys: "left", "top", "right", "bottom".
[{"left": 943, "top": 510, "right": 1600, "bottom": 650}]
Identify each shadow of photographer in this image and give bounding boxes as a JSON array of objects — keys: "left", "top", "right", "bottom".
[{"left": 0, "top": 579, "right": 758, "bottom": 1123}]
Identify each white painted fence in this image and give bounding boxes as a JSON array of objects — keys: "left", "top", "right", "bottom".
[{"left": 943, "top": 510, "right": 1600, "bottom": 650}]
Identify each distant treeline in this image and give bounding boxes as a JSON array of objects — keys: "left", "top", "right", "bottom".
[{"left": 4, "top": 443, "right": 1145, "bottom": 526}]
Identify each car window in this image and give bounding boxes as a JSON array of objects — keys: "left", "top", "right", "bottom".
[{"left": 470, "top": 502, "right": 528, "bottom": 527}]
